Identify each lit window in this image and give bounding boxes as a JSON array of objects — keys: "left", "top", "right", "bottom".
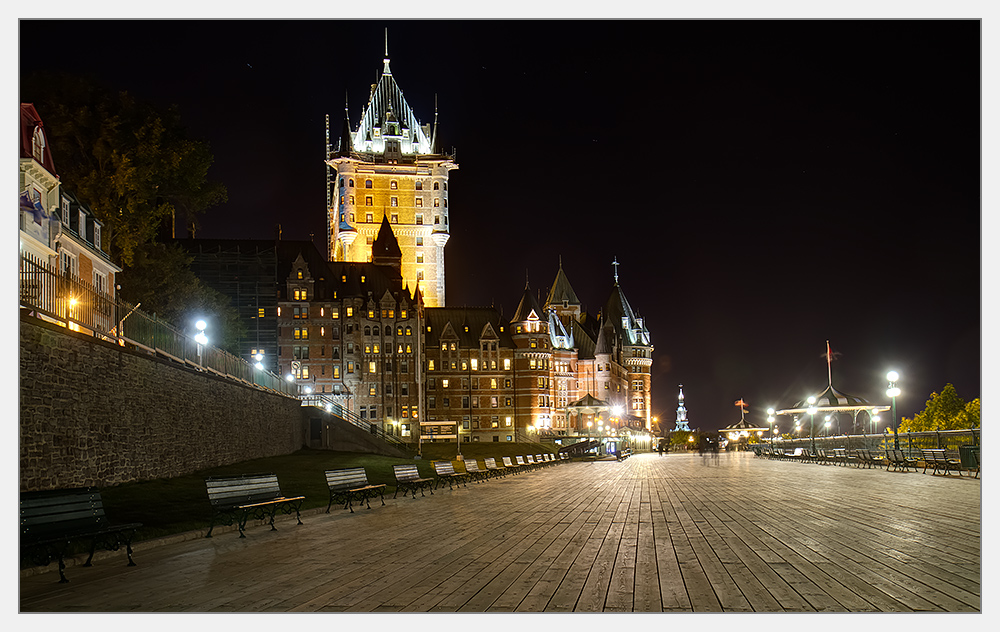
[
  {"left": 491, "top": 378, "right": 498, "bottom": 389},
  {"left": 416, "top": 181, "right": 423, "bottom": 190},
  {"left": 504, "top": 359, "right": 511, "bottom": 370},
  {"left": 391, "top": 213, "right": 398, "bottom": 223},
  {"left": 434, "top": 198, "right": 440, "bottom": 207},
  {"left": 347, "top": 362, "right": 354, "bottom": 373},
  {"left": 369, "top": 361, "right": 376, "bottom": 373},
  {"left": 390, "top": 197, "right": 398, "bottom": 207},
  {"left": 258, "top": 308, "right": 265, "bottom": 318},
  {"left": 442, "top": 379, "right": 449, "bottom": 388},
  {"left": 415, "top": 198, "right": 423, "bottom": 207},
  {"left": 416, "top": 253, "right": 423, "bottom": 263},
  {"left": 416, "top": 214, "right": 423, "bottom": 225},
  {"left": 333, "top": 365, "right": 340, "bottom": 378},
  {"left": 368, "top": 309, "right": 375, "bottom": 319},
  {"left": 297, "top": 269, "right": 303, "bottom": 279},
  {"left": 471, "top": 358, "right": 478, "bottom": 371},
  {"left": 390, "top": 180, "right": 398, "bottom": 190},
  {"left": 428, "top": 360, "right": 435, "bottom": 371},
  {"left": 366, "top": 213, "right": 373, "bottom": 222},
  {"left": 365, "top": 197, "right": 373, "bottom": 207}
]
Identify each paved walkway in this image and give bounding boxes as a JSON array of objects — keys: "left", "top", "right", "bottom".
[{"left": 19, "top": 451, "right": 981, "bottom": 612}]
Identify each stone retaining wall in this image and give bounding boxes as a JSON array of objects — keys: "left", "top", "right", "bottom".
[{"left": 19, "top": 314, "right": 306, "bottom": 491}]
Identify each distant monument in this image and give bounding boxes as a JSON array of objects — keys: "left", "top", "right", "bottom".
[{"left": 674, "top": 384, "right": 690, "bottom": 431}]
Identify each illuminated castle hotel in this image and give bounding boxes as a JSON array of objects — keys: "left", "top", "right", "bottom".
[
  {"left": 240, "top": 47, "right": 656, "bottom": 443},
  {"left": 325, "top": 49, "right": 456, "bottom": 308}
]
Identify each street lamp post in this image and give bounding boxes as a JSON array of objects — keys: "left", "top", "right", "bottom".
[
  {"left": 806, "top": 396, "right": 817, "bottom": 453},
  {"left": 766, "top": 408, "right": 776, "bottom": 450},
  {"left": 886, "top": 371, "right": 901, "bottom": 450}
]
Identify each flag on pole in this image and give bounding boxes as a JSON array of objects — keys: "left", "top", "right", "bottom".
[{"left": 734, "top": 399, "right": 748, "bottom": 410}]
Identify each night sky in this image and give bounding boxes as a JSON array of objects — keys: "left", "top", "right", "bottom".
[{"left": 18, "top": 19, "right": 983, "bottom": 433}]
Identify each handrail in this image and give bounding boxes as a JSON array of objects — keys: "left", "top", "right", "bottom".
[{"left": 298, "top": 394, "right": 408, "bottom": 448}]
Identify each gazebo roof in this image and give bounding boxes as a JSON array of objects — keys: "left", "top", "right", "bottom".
[
  {"left": 566, "top": 393, "right": 610, "bottom": 414},
  {"left": 720, "top": 418, "right": 768, "bottom": 433},
  {"left": 776, "top": 384, "right": 890, "bottom": 416}
]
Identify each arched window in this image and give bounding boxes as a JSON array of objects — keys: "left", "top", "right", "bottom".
[
  {"left": 297, "top": 269, "right": 303, "bottom": 279},
  {"left": 415, "top": 181, "right": 423, "bottom": 190},
  {"left": 348, "top": 179, "right": 354, "bottom": 187},
  {"left": 385, "top": 325, "right": 392, "bottom": 335},
  {"left": 32, "top": 126, "right": 45, "bottom": 163},
  {"left": 364, "top": 326, "right": 371, "bottom": 336},
  {"left": 433, "top": 182, "right": 440, "bottom": 190},
  {"left": 339, "top": 177, "right": 344, "bottom": 187},
  {"left": 365, "top": 179, "right": 373, "bottom": 188},
  {"left": 443, "top": 182, "right": 448, "bottom": 191}
]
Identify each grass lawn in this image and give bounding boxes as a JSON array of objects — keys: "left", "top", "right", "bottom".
[{"left": 98, "top": 442, "right": 561, "bottom": 543}]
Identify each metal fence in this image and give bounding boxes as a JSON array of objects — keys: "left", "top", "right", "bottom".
[
  {"left": 766, "top": 428, "right": 980, "bottom": 456},
  {"left": 19, "top": 252, "right": 296, "bottom": 397}
]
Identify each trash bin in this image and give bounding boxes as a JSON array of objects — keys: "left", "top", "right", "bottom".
[{"left": 959, "top": 445, "right": 980, "bottom": 468}]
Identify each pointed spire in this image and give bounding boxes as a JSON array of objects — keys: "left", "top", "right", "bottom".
[
  {"left": 511, "top": 280, "right": 543, "bottom": 324},
  {"left": 338, "top": 92, "right": 352, "bottom": 155},
  {"left": 372, "top": 214, "right": 402, "bottom": 269},
  {"left": 431, "top": 93, "right": 440, "bottom": 154},
  {"left": 612, "top": 257, "right": 620, "bottom": 284},
  {"left": 383, "top": 28, "right": 391, "bottom": 75}
]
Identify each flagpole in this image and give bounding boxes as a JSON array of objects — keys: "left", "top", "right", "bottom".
[{"left": 826, "top": 340, "right": 832, "bottom": 387}]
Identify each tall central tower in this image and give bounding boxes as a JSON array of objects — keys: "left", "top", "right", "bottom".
[{"left": 326, "top": 47, "right": 457, "bottom": 307}]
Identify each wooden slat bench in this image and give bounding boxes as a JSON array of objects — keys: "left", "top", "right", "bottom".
[
  {"left": 325, "top": 468, "right": 386, "bottom": 513},
  {"left": 205, "top": 473, "right": 304, "bottom": 538},
  {"left": 484, "top": 457, "right": 506, "bottom": 478},
  {"left": 884, "top": 449, "right": 917, "bottom": 473},
  {"left": 503, "top": 456, "right": 523, "bottom": 474},
  {"left": 20, "top": 487, "right": 142, "bottom": 583},
  {"left": 462, "top": 459, "right": 489, "bottom": 482},
  {"left": 515, "top": 456, "right": 531, "bottom": 471},
  {"left": 921, "top": 449, "right": 964, "bottom": 477},
  {"left": 393, "top": 464, "right": 434, "bottom": 499},
  {"left": 432, "top": 461, "right": 471, "bottom": 490}
]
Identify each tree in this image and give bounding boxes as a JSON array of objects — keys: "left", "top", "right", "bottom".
[
  {"left": 21, "top": 72, "right": 227, "bottom": 266},
  {"left": 119, "top": 242, "right": 245, "bottom": 354},
  {"left": 899, "top": 384, "right": 977, "bottom": 432}
]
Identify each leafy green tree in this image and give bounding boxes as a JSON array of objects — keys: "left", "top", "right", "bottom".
[
  {"left": 21, "top": 72, "right": 227, "bottom": 266},
  {"left": 899, "top": 384, "right": 977, "bottom": 431},
  {"left": 119, "top": 242, "right": 245, "bottom": 354}
]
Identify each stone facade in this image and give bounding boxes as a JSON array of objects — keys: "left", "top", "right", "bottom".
[{"left": 19, "top": 315, "right": 306, "bottom": 492}]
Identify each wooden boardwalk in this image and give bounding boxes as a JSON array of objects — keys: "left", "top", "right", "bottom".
[{"left": 19, "top": 451, "right": 981, "bottom": 612}]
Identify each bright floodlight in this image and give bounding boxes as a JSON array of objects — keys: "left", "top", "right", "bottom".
[
  {"left": 195, "top": 319, "right": 207, "bottom": 331},
  {"left": 612, "top": 405, "right": 624, "bottom": 416},
  {"left": 873, "top": 415, "right": 881, "bottom": 422},
  {"left": 766, "top": 407, "right": 775, "bottom": 415},
  {"left": 887, "top": 370, "right": 899, "bottom": 382},
  {"left": 194, "top": 332, "right": 208, "bottom": 345},
  {"left": 285, "top": 373, "right": 294, "bottom": 382},
  {"left": 807, "top": 396, "right": 816, "bottom": 405},
  {"left": 887, "top": 387, "right": 901, "bottom": 398},
  {"left": 254, "top": 362, "right": 264, "bottom": 370}
]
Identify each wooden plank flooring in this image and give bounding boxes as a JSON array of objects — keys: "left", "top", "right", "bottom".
[{"left": 19, "top": 451, "right": 982, "bottom": 612}]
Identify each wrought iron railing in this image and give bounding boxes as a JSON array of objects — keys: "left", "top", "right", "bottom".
[
  {"left": 767, "top": 428, "right": 980, "bottom": 456},
  {"left": 19, "top": 252, "right": 296, "bottom": 397}
]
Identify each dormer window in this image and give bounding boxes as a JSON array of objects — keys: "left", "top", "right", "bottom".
[
  {"left": 297, "top": 269, "right": 304, "bottom": 279},
  {"left": 32, "top": 126, "right": 45, "bottom": 163},
  {"left": 61, "top": 197, "right": 70, "bottom": 226},
  {"left": 93, "top": 224, "right": 101, "bottom": 250}
]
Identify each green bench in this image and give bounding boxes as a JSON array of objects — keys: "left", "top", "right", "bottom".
[
  {"left": 205, "top": 473, "right": 304, "bottom": 538},
  {"left": 20, "top": 487, "right": 142, "bottom": 583}
]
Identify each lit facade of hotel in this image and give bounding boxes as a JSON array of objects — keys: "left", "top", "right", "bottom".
[{"left": 325, "top": 52, "right": 456, "bottom": 308}]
